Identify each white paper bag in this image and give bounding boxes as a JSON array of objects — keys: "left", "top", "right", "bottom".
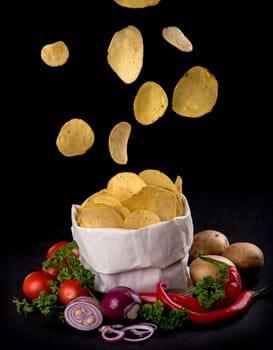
[{"left": 71, "top": 194, "right": 193, "bottom": 292}]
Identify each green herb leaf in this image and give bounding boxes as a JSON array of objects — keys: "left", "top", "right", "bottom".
[
  {"left": 13, "top": 297, "right": 34, "bottom": 318},
  {"left": 193, "top": 275, "right": 225, "bottom": 309},
  {"left": 138, "top": 300, "right": 189, "bottom": 330}
]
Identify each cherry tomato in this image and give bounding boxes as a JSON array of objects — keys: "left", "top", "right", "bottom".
[
  {"left": 45, "top": 241, "right": 79, "bottom": 277},
  {"left": 46, "top": 241, "right": 80, "bottom": 259},
  {"left": 59, "top": 279, "right": 89, "bottom": 305},
  {"left": 22, "top": 270, "right": 56, "bottom": 300}
]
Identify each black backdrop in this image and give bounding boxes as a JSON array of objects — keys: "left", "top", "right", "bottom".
[{"left": 3, "top": 1, "right": 273, "bottom": 349}]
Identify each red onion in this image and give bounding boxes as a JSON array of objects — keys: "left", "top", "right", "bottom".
[
  {"left": 101, "top": 286, "right": 142, "bottom": 320},
  {"left": 64, "top": 296, "right": 103, "bottom": 331}
]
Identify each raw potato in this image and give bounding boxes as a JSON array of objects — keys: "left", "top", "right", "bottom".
[
  {"left": 222, "top": 242, "right": 264, "bottom": 272},
  {"left": 189, "top": 254, "right": 235, "bottom": 283},
  {"left": 189, "top": 229, "right": 230, "bottom": 260}
]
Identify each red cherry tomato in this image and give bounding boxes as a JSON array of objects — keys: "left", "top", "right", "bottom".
[
  {"left": 59, "top": 279, "right": 89, "bottom": 305},
  {"left": 22, "top": 270, "right": 56, "bottom": 300},
  {"left": 46, "top": 241, "right": 79, "bottom": 260}
]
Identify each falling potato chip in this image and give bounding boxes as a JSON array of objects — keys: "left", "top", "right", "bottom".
[
  {"left": 139, "top": 169, "right": 180, "bottom": 198},
  {"left": 123, "top": 209, "right": 161, "bottom": 229},
  {"left": 113, "top": 0, "right": 161, "bottom": 8},
  {"left": 41, "top": 40, "right": 69, "bottom": 67},
  {"left": 172, "top": 65, "right": 218, "bottom": 118},
  {"left": 107, "top": 171, "right": 147, "bottom": 201},
  {"left": 76, "top": 202, "right": 124, "bottom": 228},
  {"left": 133, "top": 81, "right": 168, "bottom": 125},
  {"left": 107, "top": 25, "right": 144, "bottom": 84},
  {"left": 122, "top": 185, "right": 177, "bottom": 222},
  {"left": 162, "top": 26, "right": 193, "bottom": 53},
  {"left": 108, "top": 121, "right": 131, "bottom": 165},
  {"left": 56, "top": 118, "right": 95, "bottom": 157}
]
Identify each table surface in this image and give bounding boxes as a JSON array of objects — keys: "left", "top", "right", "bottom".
[{"left": 3, "top": 1, "right": 273, "bottom": 349}]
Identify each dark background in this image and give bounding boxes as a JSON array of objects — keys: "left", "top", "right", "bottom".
[{"left": 3, "top": 1, "right": 273, "bottom": 349}]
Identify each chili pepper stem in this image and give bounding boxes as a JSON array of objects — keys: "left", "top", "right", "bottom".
[{"left": 252, "top": 283, "right": 273, "bottom": 298}]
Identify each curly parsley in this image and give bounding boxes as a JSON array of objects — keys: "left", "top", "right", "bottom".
[{"left": 138, "top": 300, "right": 189, "bottom": 331}]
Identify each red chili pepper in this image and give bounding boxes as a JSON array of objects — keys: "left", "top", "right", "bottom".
[
  {"left": 189, "top": 290, "right": 255, "bottom": 324},
  {"left": 156, "top": 281, "right": 273, "bottom": 324},
  {"left": 167, "top": 293, "right": 208, "bottom": 312},
  {"left": 156, "top": 282, "right": 185, "bottom": 311},
  {"left": 138, "top": 290, "right": 207, "bottom": 312}
]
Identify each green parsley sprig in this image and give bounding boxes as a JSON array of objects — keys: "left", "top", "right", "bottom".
[{"left": 138, "top": 300, "right": 189, "bottom": 331}]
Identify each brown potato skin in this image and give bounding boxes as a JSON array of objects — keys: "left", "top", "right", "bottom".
[
  {"left": 189, "top": 254, "right": 235, "bottom": 283},
  {"left": 222, "top": 242, "right": 264, "bottom": 272},
  {"left": 189, "top": 229, "right": 230, "bottom": 261}
]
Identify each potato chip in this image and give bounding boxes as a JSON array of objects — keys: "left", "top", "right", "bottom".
[
  {"left": 122, "top": 185, "right": 177, "bottom": 222},
  {"left": 123, "top": 209, "right": 161, "bottom": 229},
  {"left": 113, "top": 0, "right": 161, "bottom": 8},
  {"left": 107, "top": 172, "right": 146, "bottom": 201},
  {"left": 56, "top": 118, "right": 95, "bottom": 157},
  {"left": 107, "top": 25, "right": 143, "bottom": 84},
  {"left": 176, "top": 195, "right": 186, "bottom": 216},
  {"left": 80, "top": 189, "right": 108, "bottom": 208},
  {"left": 133, "top": 81, "right": 168, "bottom": 125},
  {"left": 174, "top": 175, "right": 183, "bottom": 194},
  {"left": 108, "top": 121, "right": 131, "bottom": 165},
  {"left": 172, "top": 66, "right": 218, "bottom": 118},
  {"left": 41, "top": 40, "right": 69, "bottom": 67},
  {"left": 76, "top": 202, "right": 124, "bottom": 228},
  {"left": 80, "top": 190, "right": 130, "bottom": 219},
  {"left": 138, "top": 169, "right": 180, "bottom": 198},
  {"left": 162, "top": 26, "right": 193, "bottom": 53}
]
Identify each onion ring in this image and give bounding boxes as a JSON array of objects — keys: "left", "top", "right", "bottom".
[
  {"left": 99, "top": 322, "right": 157, "bottom": 343},
  {"left": 122, "top": 324, "right": 155, "bottom": 342},
  {"left": 101, "top": 325, "right": 126, "bottom": 343}
]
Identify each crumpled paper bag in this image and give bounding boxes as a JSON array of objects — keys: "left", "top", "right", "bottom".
[{"left": 71, "top": 194, "right": 193, "bottom": 292}]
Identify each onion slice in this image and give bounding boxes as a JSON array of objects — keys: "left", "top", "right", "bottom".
[
  {"left": 122, "top": 324, "right": 156, "bottom": 342},
  {"left": 100, "top": 326, "right": 125, "bottom": 343},
  {"left": 99, "top": 323, "right": 156, "bottom": 343},
  {"left": 64, "top": 296, "right": 103, "bottom": 331}
]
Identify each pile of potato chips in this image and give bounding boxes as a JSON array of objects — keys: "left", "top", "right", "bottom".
[{"left": 76, "top": 169, "right": 186, "bottom": 229}]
